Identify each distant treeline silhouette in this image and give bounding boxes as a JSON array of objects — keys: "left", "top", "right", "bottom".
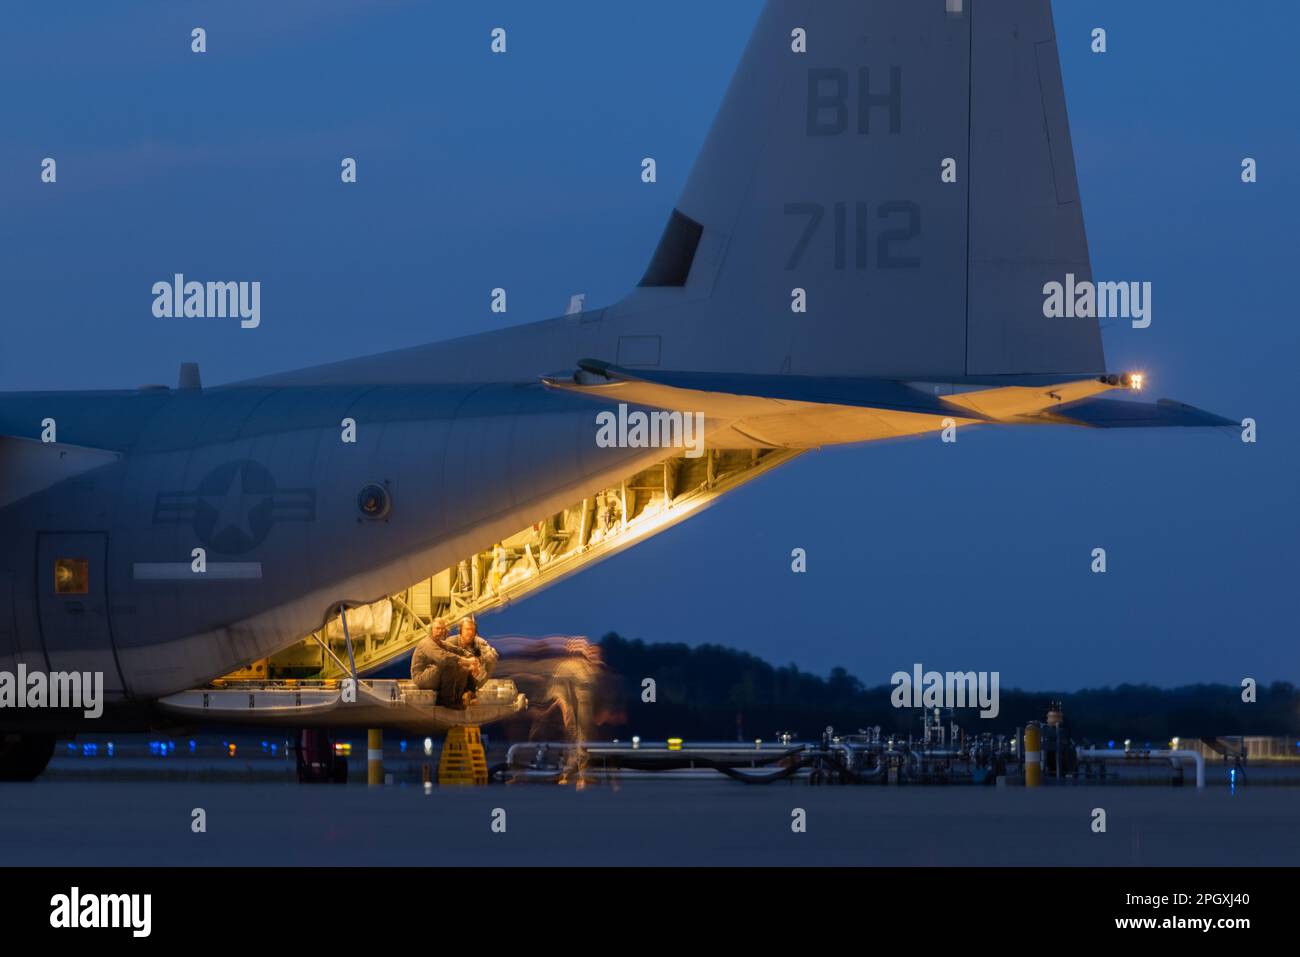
[{"left": 596, "top": 633, "right": 1299, "bottom": 744}]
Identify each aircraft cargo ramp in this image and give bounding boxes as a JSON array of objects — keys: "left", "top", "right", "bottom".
[
  {"left": 157, "top": 678, "right": 526, "bottom": 733},
  {"left": 245, "top": 446, "right": 800, "bottom": 683}
]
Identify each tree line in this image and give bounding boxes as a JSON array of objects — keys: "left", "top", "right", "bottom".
[{"left": 595, "top": 633, "right": 1299, "bottom": 744}]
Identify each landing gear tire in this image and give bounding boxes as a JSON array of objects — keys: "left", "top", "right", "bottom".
[{"left": 0, "top": 733, "right": 56, "bottom": 782}]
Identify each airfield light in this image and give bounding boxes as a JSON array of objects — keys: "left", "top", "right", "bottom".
[
  {"left": 1171, "top": 737, "right": 1180, "bottom": 750},
  {"left": 631, "top": 736, "right": 641, "bottom": 750},
  {"left": 228, "top": 743, "right": 237, "bottom": 757},
  {"left": 667, "top": 737, "right": 683, "bottom": 751}
]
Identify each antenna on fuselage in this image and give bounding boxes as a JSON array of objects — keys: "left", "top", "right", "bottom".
[{"left": 178, "top": 362, "right": 202, "bottom": 390}]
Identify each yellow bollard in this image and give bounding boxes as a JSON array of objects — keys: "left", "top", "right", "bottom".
[
  {"left": 367, "top": 728, "right": 384, "bottom": 786},
  {"left": 1024, "top": 721, "right": 1041, "bottom": 788}
]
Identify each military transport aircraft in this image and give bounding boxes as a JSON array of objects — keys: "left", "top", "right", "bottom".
[{"left": 0, "top": 0, "right": 1232, "bottom": 779}]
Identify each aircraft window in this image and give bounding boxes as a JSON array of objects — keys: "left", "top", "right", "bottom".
[
  {"left": 638, "top": 209, "right": 703, "bottom": 287},
  {"left": 358, "top": 484, "right": 391, "bottom": 520},
  {"left": 54, "top": 558, "right": 89, "bottom": 595}
]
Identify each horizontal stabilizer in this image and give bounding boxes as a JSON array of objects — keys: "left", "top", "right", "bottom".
[
  {"left": 544, "top": 360, "right": 992, "bottom": 420},
  {"left": 1038, "top": 397, "right": 1237, "bottom": 429}
]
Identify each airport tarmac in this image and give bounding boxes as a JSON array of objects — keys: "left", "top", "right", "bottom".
[{"left": 0, "top": 778, "right": 1296, "bottom": 866}]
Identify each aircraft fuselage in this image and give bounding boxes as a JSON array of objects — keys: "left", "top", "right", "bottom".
[{"left": 0, "top": 383, "right": 661, "bottom": 702}]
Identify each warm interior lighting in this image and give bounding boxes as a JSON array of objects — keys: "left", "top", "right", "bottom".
[
  {"left": 245, "top": 447, "right": 799, "bottom": 682},
  {"left": 54, "top": 558, "right": 89, "bottom": 595}
]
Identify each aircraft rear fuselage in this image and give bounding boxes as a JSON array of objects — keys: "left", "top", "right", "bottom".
[{"left": 0, "top": 383, "right": 662, "bottom": 700}]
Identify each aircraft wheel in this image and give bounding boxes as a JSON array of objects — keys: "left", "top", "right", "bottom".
[{"left": 0, "top": 733, "right": 56, "bottom": 782}]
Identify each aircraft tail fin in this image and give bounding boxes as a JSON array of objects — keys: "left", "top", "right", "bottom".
[{"left": 616, "top": 0, "right": 1103, "bottom": 381}]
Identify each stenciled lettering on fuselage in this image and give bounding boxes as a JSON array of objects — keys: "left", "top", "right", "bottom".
[{"left": 152, "top": 459, "right": 315, "bottom": 554}]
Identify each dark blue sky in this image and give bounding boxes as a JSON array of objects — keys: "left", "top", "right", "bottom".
[{"left": 2, "top": 1, "right": 1296, "bottom": 688}]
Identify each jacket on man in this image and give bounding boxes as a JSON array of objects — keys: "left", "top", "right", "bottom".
[
  {"left": 410, "top": 636, "right": 449, "bottom": 691},
  {"left": 410, "top": 634, "right": 499, "bottom": 697}
]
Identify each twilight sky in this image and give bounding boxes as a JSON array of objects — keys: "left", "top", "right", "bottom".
[{"left": 2, "top": 1, "right": 1296, "bottom": 689}]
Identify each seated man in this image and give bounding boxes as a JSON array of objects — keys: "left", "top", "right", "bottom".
[
  {"left": 410, "top": 618, "right": 451, "bottom": 691},
  {"left": 410, "top": 616, "right": 500, "bottom": 709},
  {"left": 437, "top": 616, "right": 499, "bottom": 709}
]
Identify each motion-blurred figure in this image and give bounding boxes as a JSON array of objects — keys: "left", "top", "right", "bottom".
[{"left": 494, "top": 636, "right": 609, "bottom": 784}]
